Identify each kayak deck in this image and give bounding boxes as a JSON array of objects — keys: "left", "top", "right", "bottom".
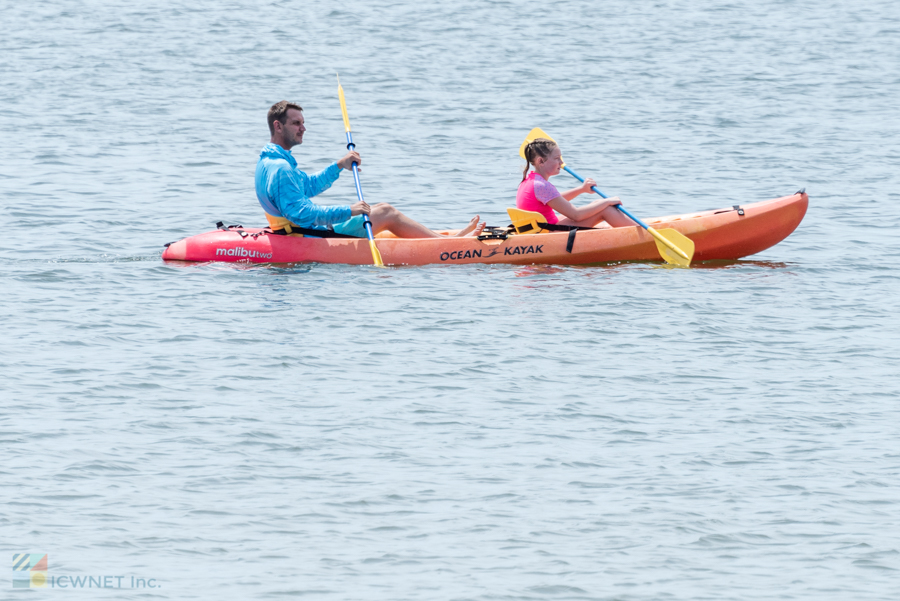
[{"left": 162, "top": 191, "right": 808, "bottom": 266}]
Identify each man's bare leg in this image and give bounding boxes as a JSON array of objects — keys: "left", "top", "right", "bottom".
[{"left": 368, "top": 203, "right": 485, "bottom": 238}]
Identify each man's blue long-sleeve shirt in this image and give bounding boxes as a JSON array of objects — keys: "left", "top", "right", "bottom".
[{"left": 255, "top": 143, "right": 351, "bottom": 228}]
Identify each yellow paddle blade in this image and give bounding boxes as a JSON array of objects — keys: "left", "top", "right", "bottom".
[
  {"left": 519, "top": 127, "right": 566, "bottom": 167},
  {"left": 647, "top": 227, "right": 694, "bottom": 267},
  {"left": 368, "top": 239, "right": 384, "bottom": 266},
  {"left": 337, "top": 74, "right": 352, "bottom": 133},
  {"left": 519, "top": 128, "right": 556, "bottom": 159},
  {"left": 506, "top": 207, "right": 548, "bottom": 234}
]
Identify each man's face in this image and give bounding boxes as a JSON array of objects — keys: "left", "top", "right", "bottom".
[{"left": 280, "top": 108, "right": 306, "bottom": 148}]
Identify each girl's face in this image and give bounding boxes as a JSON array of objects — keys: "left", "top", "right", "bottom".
[{"left": 537, "top": 147, "right": 563, "bottom": 176}]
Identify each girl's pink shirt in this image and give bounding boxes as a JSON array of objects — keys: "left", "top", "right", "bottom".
[{"left": 516, "top": 172, "right": 561, "bottom": 225}]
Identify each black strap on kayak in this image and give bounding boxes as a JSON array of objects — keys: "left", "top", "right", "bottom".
[
  {"left": 508, "top": 221, "right": 588, "bottom": 254},
  {"left": 513, "top": 221, "right": 586, "bottom": 234},
  {"left": 269, "top": 225, "right": 362, "bottom": 239},
  {"left": 566, "top": 228, "right": 578, "bottom": 253}
]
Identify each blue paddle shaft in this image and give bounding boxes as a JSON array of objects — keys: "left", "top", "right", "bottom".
[
  {"left": 562, "top": 165, "right": 649, "bottom": 231},
  {"left": 345, "top": 132, "right": 376, "bottom": 241}
]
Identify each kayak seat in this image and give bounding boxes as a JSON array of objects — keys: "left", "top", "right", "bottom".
[
  {"left": 506, "top": 207, "right": 595, "bottom": 254},
  {"left": 507, "top": 208, "right": 549, "bottom": 234}
]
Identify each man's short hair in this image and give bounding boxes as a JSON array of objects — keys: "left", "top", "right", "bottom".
[{"left": 267, "top": 101, "right": 303, "bottom": 135}]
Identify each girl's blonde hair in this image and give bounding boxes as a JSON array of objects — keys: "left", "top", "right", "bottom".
[{"left": 522, "top": 138, "right": 558, "bottom": 181}]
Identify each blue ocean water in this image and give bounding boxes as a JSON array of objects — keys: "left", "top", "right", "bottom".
[{"left": 2, "top": 1, "right": 899, "bottom": 599}]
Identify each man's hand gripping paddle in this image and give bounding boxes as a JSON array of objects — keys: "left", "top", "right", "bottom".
[
  {"left": 519, "top": 128, "right": 695, "bottom": 267},
  {"left": 338, "top": 75, "right": 384, "bottom": 267}
]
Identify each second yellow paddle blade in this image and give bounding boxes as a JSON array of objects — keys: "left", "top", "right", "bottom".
[
  {"left": 650, "top": 228, "right": 695, "bottom": 267},
  {"left": 519, "top": 127, "right": 556, "bottom": 159}
]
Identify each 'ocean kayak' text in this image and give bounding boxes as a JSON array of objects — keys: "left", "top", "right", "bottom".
[{"left": 440, "top": 245, "right": 543, "bottom": 261}]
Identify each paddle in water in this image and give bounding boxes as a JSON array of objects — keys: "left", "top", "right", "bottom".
[
  {"left": 519, "top": 128, "right": 695, "bottom": 267},
  {"left": 338, "top": 75, "right": 384, "bottom": 267}
]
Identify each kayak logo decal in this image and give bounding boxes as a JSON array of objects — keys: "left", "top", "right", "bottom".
[
  {"left": 504, "top": 245, "right": 543, "bottom": 256},
  {"left": 440, "top": 249, "right": 483, "bottom": 261},
  {"left": 439, "top": 245, "right": 544, "bottom": 261},
  {"left": 215, "top": 247, "right": 273, "bottom": 259}
]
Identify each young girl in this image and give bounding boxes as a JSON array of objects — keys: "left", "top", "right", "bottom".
[{"left": 518, "top": 138, "right": 632, "bottom": 228}]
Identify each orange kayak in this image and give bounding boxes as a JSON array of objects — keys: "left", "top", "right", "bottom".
[{"left": 162, "top": 191, "right": 807, "bottom": 266}]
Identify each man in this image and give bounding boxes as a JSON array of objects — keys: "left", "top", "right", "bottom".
[{"left": 255, "top": 101, "right": 484, "bottom": 238}]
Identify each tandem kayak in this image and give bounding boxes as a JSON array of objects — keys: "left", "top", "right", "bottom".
[{"left": 162, "top": 191, "right": 807, "bottom": 266}]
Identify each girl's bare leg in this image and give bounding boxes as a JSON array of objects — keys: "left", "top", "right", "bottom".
[{"left": 558, "top": 205, "right": 633, "bottom": 228}]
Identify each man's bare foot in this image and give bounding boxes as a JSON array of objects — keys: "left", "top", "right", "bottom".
[{"left": 455, "top": 215, "right": 487, "bottom": 237}]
